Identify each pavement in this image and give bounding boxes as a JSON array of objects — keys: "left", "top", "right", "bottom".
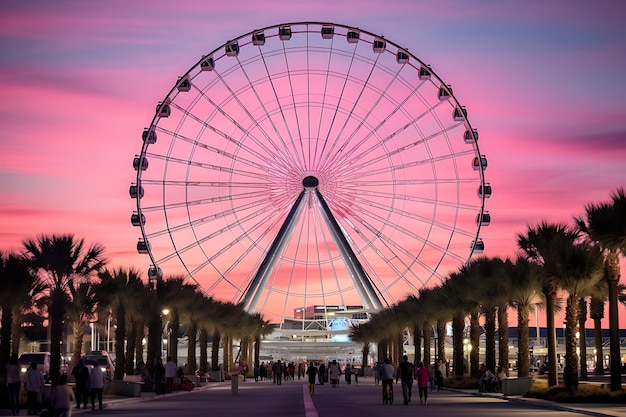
[
  {"left": 5, "top": 377, "right": 625, "bottom": 416},
  {"left": 83, "top": 378, "right": 626, "bottom": 417}
]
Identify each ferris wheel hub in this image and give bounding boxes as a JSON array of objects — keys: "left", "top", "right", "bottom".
[{"left": 302, "top": 175, "right": 319, "bottom": 190}]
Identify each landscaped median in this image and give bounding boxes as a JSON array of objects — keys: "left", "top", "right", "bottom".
[{"left": 525, "top": 379, "right": 626, "bottom": 403}]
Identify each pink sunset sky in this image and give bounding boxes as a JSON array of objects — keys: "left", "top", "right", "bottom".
[{"left": 1, "top": 1, "right": 625, "bottom": 325}]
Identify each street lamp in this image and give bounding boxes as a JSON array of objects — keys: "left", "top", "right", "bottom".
[{"left": 161, "top": 309, "right": 170, "bottom": 359}]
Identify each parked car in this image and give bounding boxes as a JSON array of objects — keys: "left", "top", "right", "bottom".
[
  {"left": 18, "top": 352, "right": 50, "bottom": 379},
  {"left": 83, "top": 350, "right": 114, "bottom": 380}
]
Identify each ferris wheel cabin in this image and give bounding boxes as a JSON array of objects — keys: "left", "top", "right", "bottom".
[
  {"left": 471, "top": 238, "right": 485, "bottom": 254},
  {"left": 472, "top": 155, "right": 488, "bottom": 170},
  {"left": 372, "top": 38, "right": 386, "bottom": 53},
  {"left": 476, "top": 212, "right": 491, "bottom": 226},
  {"left": 478, "top": 183, "right": 492, "bottom": 198},
  {"left": 142, "top": 128, "right": 156, "bottom": 144},
  {"left": 129, "top": 184, "right": 144, "bottom": 199},
  {"left": 252, "top": 31, "right": 266, "bottom": 46},
  {"left": 419, "top": 65, "right": 431, "bottom": 80},
  {"left": 321, "top": 25, "right": 334, "bottom": 39},
  {"left": 453, "top": 106, "right": 467, "bottom": 122},
  {"left": 136, "top": 239, "right": 150, "bottom": 254},
  {"left": 464, "top": 129, "right": 479, "bottom": 144},
  {"left": 346, "top": 30, "right": 359, "bottom": 43},
  {"left": 131, "top": 212, "right": 146, "bottom": 227},
  {"left": 279, "top": 25, "right": 292, "bottom": 40},
  {"left": 200, "top": 56, "right": 215, "bottom": 71},
  {"left": 133, "top": 156, "right": 148, "bottom": 171}
]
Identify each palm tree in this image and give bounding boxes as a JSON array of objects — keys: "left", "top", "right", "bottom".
[
  {"left": 22, "top": 234, "right": 106, "bottom": 383},
  {"left": 66, "top": 281, "right": 101, "bottom": 366},
  {"left": 518, "top": 221, "right": 577, "bottom": 386},
  {"left": 97, "top": 267, "right": 143, "bottom": 379},
  {"left": 575, "top": 187, "right": 626, "bottom": 391},
  {"left": 0, "top": 252, "right": 43, "bottom": 369},
  {"left": 544, "top": 238, "right": 603, "bottom": 389},
  {"left": 506, "top": 255, "right": 542, "bottom": 377}
]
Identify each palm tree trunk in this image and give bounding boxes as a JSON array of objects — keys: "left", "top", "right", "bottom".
[
  {"left": 134, "top": 322, "right": 144, "bottom": 369},
  {"left": 72, "top": 325, "right": 85, "bottom": 367},
  {"left": 114, "top": 307, "right": 126, "bottom": 380},
  {"left": 199, "top": 327, "right": 208, "bottom": 373},
  {"left": 517, "top": 305, "right": 530, "bottom": 377},
  {"left": 593, "top": 315, "right": 604, "bottom": 375},
  {"left": 470, "top": 313, "right": 480, "bottom": 378},
  {"left": 413, "top": 323, "right": 422, "bottom": 365},
  {"left": 436, "top": 320, "right": 446, "bottom": 363},
  {"left": 564, "top": 295, "right": 580, "bottom": 389},
  {"left": 578, "top": 298, "right": 588, "bottom": 381},
  {"left": 50, "top": 289, "right": 66, "bottom": 385},
  {"left": 186, "top": 320, "right": 198, "bottom": 374},
  {"left": 452, "top": 313, "right": 464, "bottom": 377},
  {"left": 254, "top": 335, "right": 261, "bottom": 368},
  {"left": 146, "top": 316, "right": 161, "bottom": 376},
  {"left": 606, "top": 251, "right": 622, "bottom": 391},
  {"left": 361, "top": 343, "right": 369, "bottom": 370},
  {"left": 498, "top": 305, "right": 509, "bottom": 370},
  {"left": 211, "top": 330, "right": 221, "bottom": 371},
  {"left": 484, "top": 308, "right": 496, "bottom": 372},
  {"left": 544, "top": 287, "right": 558, "bottom": 386},
  {"left": 421, "top": 322, "right": 430, "bottom": 365},
  {"left": 125, "top": 320, "right": 137, "bottom": 376},
  {"left": 0, "top": 303, "right": 13, "bottom": 369},
  {"left": 10, "top": 309, "right": 22, "bottom": 354}
]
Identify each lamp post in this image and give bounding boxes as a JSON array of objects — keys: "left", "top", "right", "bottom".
[{"left": 161, "top": 308, "right": 170, "bottom": 360}]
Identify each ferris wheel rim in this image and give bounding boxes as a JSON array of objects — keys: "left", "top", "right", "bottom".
[{"left": 132, "top": 21, "right": 488, "bottom": 320}]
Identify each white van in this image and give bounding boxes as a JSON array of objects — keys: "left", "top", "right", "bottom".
[{"left": 18, "top": 352, "right": 51, "bottom": 378}]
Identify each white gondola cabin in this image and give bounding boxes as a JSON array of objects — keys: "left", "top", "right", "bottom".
[
  {"left": 225, "top": 41, "right": 239, "bottom": 57},
  {"left": 453, "top": 106, "right": 467, "bottom": 121},
  {"left": 177, "top": 76, "right": 191, "bottom": 92},
  {"left": 148, "top": 266, "right": 163, "bottom": 280},
  {"left": 472, "top": 155, "right": 488, "bottom": 170},
  {"left": 476, "top": 212, "right": 491, "bottom": 226},
  {"left": 346, "top": 30, "right": 359, "bottom": 43},
  {"left": 252, "top": 31, "right": 265, "bottom": 46},
  {"left": 129, "top": 184, "right": 144, "bottom": 199},
  {"left": 142, "top": 128, "right": 156, "bottom": 144},
  {"left": 419, "top": 65, "right": 431, "bottom": 80},
  {"left": 133, "top": 156, "right": 148, "bottom": 171},
  {"left": 321, "top": 25, "right": 334, "bottom": 39},
  {"left": 279, "top": 26, "right": 292, "bottom": 40},
  {"left": 396, "top": 49, "right": 409, "bottom": 64},
  {"left": 156, "top": 101, "right": 171, "bottom": 118},
  {"left": 464, "top": 129, "right": 478, "bottom": 144},
  {"left": 131, "top": 212, "right": 146, "bottom": 226},
  {"left": 478, "top": 183, "right": 492, "bottom": 198},
  {"left": 137, "top": 240, "right": 150, "bottom": 254},
  {"left": 471, "top": 238, "right": 485, "bottom": 254},
  {"left": 200, "top": 56, "right": 215, "bottom": 71},
  {"left": 438, "top": 85, "right": 452, "bottom": 101},
  {"left": 373, "top": 38, "right": 386, "bottom": 53}
]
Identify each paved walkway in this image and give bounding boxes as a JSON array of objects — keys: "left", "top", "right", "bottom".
[{"left": 5, "top": 377, "right": 624, "bottom": 416}]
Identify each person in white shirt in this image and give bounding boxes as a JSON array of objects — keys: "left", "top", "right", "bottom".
[
  {"left": 89, "top": 365, "right": 105, "bottom": 410},
  {"left": 25, "top": 362, "right": 44, "bottom": 415},
  {"left": 164, "top": 356, "right": 178, "bottom": 393}
]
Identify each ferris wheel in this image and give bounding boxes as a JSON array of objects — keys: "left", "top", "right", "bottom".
[{"left": 130, "top": 22, "right": 490, "bottom": 323}]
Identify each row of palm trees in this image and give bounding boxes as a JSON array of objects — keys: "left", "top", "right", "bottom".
[
  {"left": 351, "top": 188, "right": 626, "bottom": 391},
  {"left": 0, "top": 235, "right": 272, "bottom": 385}
]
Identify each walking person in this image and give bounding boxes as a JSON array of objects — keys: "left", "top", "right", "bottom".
[
  {"left": 344, "top": 363, "right": 352, "bottom": 384},
  {"left": 25, "top": 361, "right": 44, "bottom": 416},
  {"left": 397, "top": 355, "right": 415, "bottom": 405},
  {"left": 70, "top": 359, "right": 90, "bottom": 409},
  {"left": 328, "top": 360, "right": 340, "bottom": 387},
  {"left": 416, "top": 361, "right": 429, "bottom": 405},
  {"left": 317, "top": 362, "right": 326, "bottom": 385},
  {"left": 164, "top": 356, "right": 177, "bottom": 393},
  {"left": 380, "top": 358, "right": 395, "bottom": 404},
  {"left": 436, "top": 359, "right": 446, "bottom": 391},
  {"left": 306, "top": 362, "right": 318, "bottom": 395},
  {"left": 48, "top": 375, "right": 75, "bottom": 417},
  {"left": 6, "top": 353, "right": 20, "bottom": 416},
  {"left": 88, "top": 363, "right": 105, "bottom": 411}
]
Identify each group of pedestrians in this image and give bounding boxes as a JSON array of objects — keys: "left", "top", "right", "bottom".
[
  {"left": 4, "top": 353, "right": 106, "bottom": 417},
  {"left": 153, "top": 356, "right": 178, "bottom": 394}
]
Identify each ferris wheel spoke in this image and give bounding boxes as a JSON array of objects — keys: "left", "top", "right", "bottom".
[
  {"left": 161, "top": 103, "right": 292, "bottom": 172},
  {"left": 353, "top": 188, "right": 481, "bottom": 212},
  {"left": 204, "top": 63, "right": 297, "bottom": 170},
  {"left": 256, "top": 48, "right": 306, "bottom": 172},
  {"left": 333, "top": 118, "right": 465, "bottom": 177},
  {"left": 317, "top": 50, "right": 383, "bottom": 172},
  {"left": 318, "top": 56, "right": 410, "bottom": 172}
]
